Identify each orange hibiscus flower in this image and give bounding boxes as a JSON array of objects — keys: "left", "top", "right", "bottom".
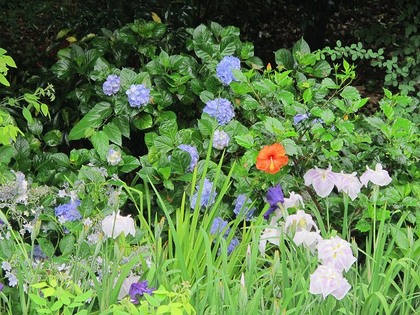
[{"left": 256, "top": 143, "right": 289, "bottom": 174}]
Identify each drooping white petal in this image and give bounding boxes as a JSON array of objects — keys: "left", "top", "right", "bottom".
[{"left": 102, "top": 211, "right": 136, "bottom": 239}]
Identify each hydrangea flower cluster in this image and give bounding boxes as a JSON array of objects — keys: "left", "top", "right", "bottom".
[
  {"left": 210, "top": 217, "right": 239, "bottom": 255},
  {"left": 128, "top": 280, "right": 155, "bottom": 304},
  {"left": 203, "top": 98, "right": 235, "bottom": 125},
  {"left": 55, "top": 200, "right": 82, "bottom": 223},
  {"left": 178, "top": 144, "right": 199, "bottom": 172},
  {"left": 126, "top": 84, "right": 150, "bottom": 107},
  {"left": 304, "top": 163, "right": 392, "bottom": 200},
  {"left": 102, "top": 74, "right": 121, "bottom": 96},
  {"left": 190, "top": 178, "right": 217, "bottom": 209},
  {"left": 216, "top": 55, "right": 241, "bottom": 85},
  {"left": 106, "top": 149, "right": 122, "bottom": 166},
  {"left": 212, "top": 130, "right": 230, "bottom": 150},
  {"left": 233, "top": 194, "right": 255, "bottom": 221}
]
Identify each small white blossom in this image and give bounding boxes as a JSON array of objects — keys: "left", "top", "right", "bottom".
[
  {"left": 5, "top": 271, "right": 18, "bottom": 287},
  {"left": 107, "top": 149, "right": 122, "bottom": 166},
  {"left": 1, "top": 261, "right": 12, "bottom": 271},
  {"left": 360, "top": 163, "right": 392, "bottom": 187},
  {"left": 101, "top": 211, "right": 136, "bottom": 239}
]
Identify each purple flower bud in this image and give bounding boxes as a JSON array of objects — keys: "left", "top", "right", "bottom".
[
  {"left": 128, "top": 280, "right": 154, "bottom": 304},
  {"left": 264, "top": 184, "right": 284, "bottom": 219}
]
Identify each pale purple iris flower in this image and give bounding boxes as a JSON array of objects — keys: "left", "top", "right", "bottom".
[
  {"left": 360, "top": 163, "right": 392, "bottom": 187},
  {"left": 334, "top": 171, "right": 362, "bottom": 200},
  {"left": 309, "top": 265, "right": 351, "bottom": 300},
  {"left": 317, "top": 236, "right": 357, "bottom": 273},
  {"left": 304, "top": 165, "right": 338, "bottom": 198}
]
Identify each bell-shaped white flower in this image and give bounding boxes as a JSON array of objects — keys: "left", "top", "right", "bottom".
[
  {"left": 102, "top": 211, "right": 136, "bottom": 239},
  {"left": 283, "top": 191, "right": 304, "bottom": 209},
  {"left": 360, "top": 163, "right": 392, "bottom": 187},
  {"left": 284, "top": 210, "right": 318, "bottom": 234}
]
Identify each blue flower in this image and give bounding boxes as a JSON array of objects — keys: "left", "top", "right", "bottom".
[
  {"left": 216, "top": 56, "right": 241, "bottom": 85},
  {"left": 203, "top": 98, "right": 235, "bottom": 125},
  {"left": 233, "top": 194, "right": 255, "bottom": 221},
  {"left": 32, "top": 245, "right": 47, "bottom": 260},
  {"left": 0, "top": 283, "right": 4, "bottom": 291},
  {"left": 103, "top": 75, "right": 121, "bottom": 96},
  {"left": 55, "top": 200, "right": 82, "bottom": 222},
  {"left": 178, "top": 144, "right": 199, "bottom": 172},
  {"left": 190, "top": 178, "right": 217, "bottom": 209},
  {"left": 210, "top": 217, "right": 230, "bottom": 237},
  {"left": 126, "top": 84, "right": 150, "bottom": 107},
  {"left": 227, "top": 237, "right": 240, "bottom": 255},
  {"left": 294, "top": 113, "right": 309, "bottom": 125},
  {"left": 264, "top": 184, "right": 284, "bottom": 219},
  {"left": 129, "top": 280, "right": 155, "bottom": 304},
  {"left": 213, "top": 130, "right": 230, "bottom": 150}
]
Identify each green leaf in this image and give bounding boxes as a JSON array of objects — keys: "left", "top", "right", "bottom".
[
  {"left": 68, "top": 102, "right": 112, "bottom": 140},
  {"left": 113, "top": 116, "right": 130, "bottom": 138},
  {"left": 340, "top": 86, "right": 360, "bottom": 100},
  {"left": 90, "top": 131, "right": 109, "bottom": 159},
  {"left": 234, "top": 134, "right": 254, "bottom": 149},
  {"left": 230, "top": 82, "right": 252, "bottom": 94},
  {"left": 38, "top": 238, "right": 55, "bottom": 258},
  {"left": 282, "top": 138, "right": 298, "bottom": 156},
  {"left": 133, "top": 113, "right": 153, "bottom": 131},
  {"left": 242, "top": 96, "right": 259, "bottom": 110},
  {"left": 43, "top": 130, "right": 63, "bottom": 147},
  {"left": 330, "top": 138, "right": 343, "bottom": 151},
  {"left": 29, "top": 294, "right": 48, "bottom": 306},
  {"left": 198, "top": 118, "right": 216, "bottom": 137},
  {"left": 154, "top": 135, "right": 173, "bottom": 153},
  {"left": 0, "top": 74, "right": 10, "bottom": 86},
  {"left": 312, "top": 60, "right": 332, "bottom": 78},
  {"left": 120, "top": 155, "right": 141, "bottom": 173},
  {"left": 22, "top": 107, "right": 33, "bottom": 124},
  {"left": 231, "top": 69, "right": 247, "bottom": 82},
  {"left": 293, "top": 38, "right": 311, "bottom": 57},
  {"left": 321, "top": 109, "right": 335, "bottom": 124},
  {"left": 59, "top": 234, "right": 75, "bottom": 256},
  {"left": 274, "top": 49, "right": 294, "bottom": 70},
  {"left": 103, "top": 122, "right": 122, "bottom": 146}
]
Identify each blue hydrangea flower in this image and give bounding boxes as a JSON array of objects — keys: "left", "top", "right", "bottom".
[
  {"left": 32, "top": 245, "right": 47, "bottom": 260},
  {"left": 210, "top": 217, "right": 230, "bottom": 237},
  {"left": 129, "top": 280, "right": 155, "bottom": 304},
  {"left": 178, "top": 144, "right": 199, "bottom": 172},
  {"left": 190, "top": 178, "right": 217, "bottom": 209},
  {"left": 126, "top": 84, "right": 150, "bottom": 107},
  {"left": 264, "top": 184, "right": 284, "bottom": 219},
  {"left": 203, "top": 98, "right": 235, "bottom": 125},
  {"left": 227, "top": 237, "right": 240, "bottom": 255},
  {"left": 213, "top": 130, "right": 230, "bottom": 150},
  {"left": 233, "top": 194, "right": 255, "bottom": 221},
  {"left": 107, "top": 148, "right": 122, "bottom": 166},
  {"left": 103, "top": 75, "right": 121, "bottom": 96},
  {"left": 294, "top": 113, "right": 310, "bottom": 125},
  {"left": 55, "top": 200, "right": 82, "bottom": 222},
  {"left": 216, "top": 56, "right": 241, "bottom": 85}
]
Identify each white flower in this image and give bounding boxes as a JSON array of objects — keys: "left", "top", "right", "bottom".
[
  {"left": 309, "top": 265, "right": 351, "bottom": 300},
  {"left": 106, "top": 149, "right": 122, "bottom": 166},
  {"left": 304, "top": 166, "right": 338, "bottom": 198},
  {"left": 293, "top": 229, "right": 322, "bottom": 253},
  {"left": 101, "top": 211, "right": 136, "bottom": 239},
  {"left": 5, "top": 271, "right": 18, "bottom": 287},
  {"left": 118, "top": 274, "right": 140, "bottom": 300},
  {"left": 284, "top": 210, "right": 318, "bottom": 234},
  {"left": 335, "top": 171, "right": 363, "bottom": 200},
  {"left": 283, "top": 191, "right": 304, "bottom": 209},
  {"left": 317, "top": 236, "right": 357, "bottom": 272},
  {"left": 1, "top": 261, "right": 12, "bottom": 271},
  {"left": 360, "top": 163, "right": 392, "bottom": 187},
  {"left": 259, "top": 218, "right": 283, "bottom": 256}
]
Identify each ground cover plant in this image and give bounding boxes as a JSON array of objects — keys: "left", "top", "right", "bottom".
[{"left": 0, "top": 15, "right": 419, "bottom": 315}]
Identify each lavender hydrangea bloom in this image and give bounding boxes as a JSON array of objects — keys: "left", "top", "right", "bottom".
[
  {"left": 32, "top": 245, "right": 47, "bottom": 260},
  {"left": 107, "top": 149, "right": 122, "bottom": 166},
  {"left": 212, "top": 130, "right": 230, "bottom": 150},
  {"left": 55, "top": 200, "right": 82, "bottom": 222},
  {"left": 190, "top": 178, "right": 217, "bottom": 209},
  {"left": 203, "top": 98, "right": 235, "bottom": 125},
  {"left": 227, "top": 237, "right": 240, "bottom": 255},
  {"left": 178, "top": 144, "right": 199, "bottom": 172},
  {"left": 233, "top": 194, "right": 255, "bottom": 221},
  {"left": 264, "top": 184, "right": 284, "bottom": 219},
  {"left": 102, "top": 75, "right": 121, "bottom": 96},
  {"left": 293, "top": 113, "right": 309, "bottom": 125},
  {"left": 210, "top": 217, "right": 230, "bottom": 237},
  {"left": 129, "top": 280, "right": 155, "bottom": 304},
  {"left": 216, "top": 56, "right": 241, "bottom": 85},
  {"left": 126, "top": 84, "right": 150, "bottom": 107}
]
